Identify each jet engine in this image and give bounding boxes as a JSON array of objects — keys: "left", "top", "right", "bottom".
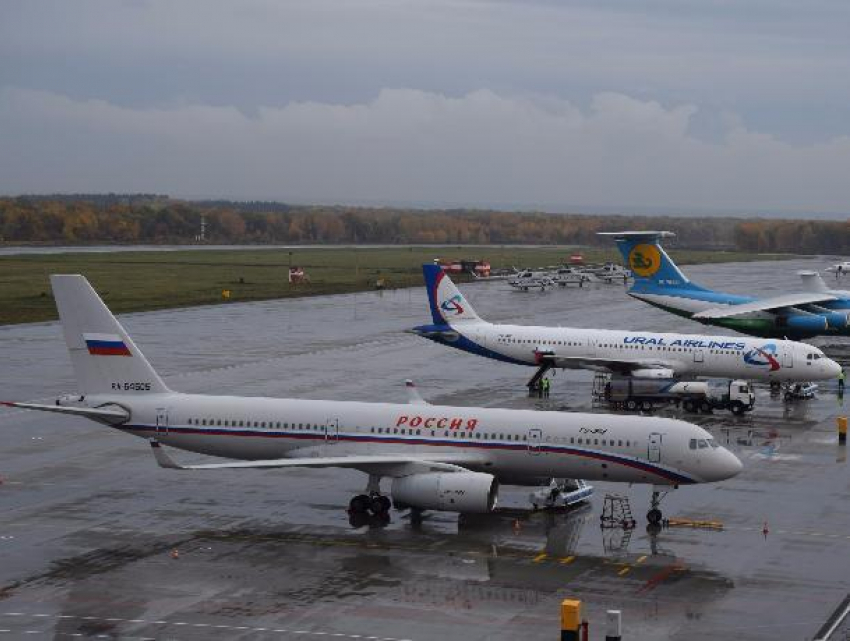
[
  {"left": 785, "top": 315, "right": 829, "bottom": 332},
  {"left": 822, "top": 312, "right": 849, "bottom": 329},
  {"left": 631, "top": 368, "right": 675, "bottom": 379},
  {"left": 391, "top": 472, "right": 498, "bottom": 513}
]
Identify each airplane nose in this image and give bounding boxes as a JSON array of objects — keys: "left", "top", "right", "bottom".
[
  {"left": 827, "top": 358, "right": 842, "bottom": 378},
  {"left": 710, "top": 448, "right": 743, "bottom": 481}
]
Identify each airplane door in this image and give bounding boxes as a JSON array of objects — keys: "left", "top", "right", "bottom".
[
  {"left": 694, "top": 349, "right": 705, "bottom": 363},
  {"left": 587, "top": 337, "right": 598, "bottom": 357},
  {"left": 155, "top": 408, "right": 168, "bottom": 435},
  {"left": 648, "top": 432, "right": 662, "bottom": 463},
  {"left": 325, "top": 418, "right": 339, "bottom": 444},
  {"left": 782, "top": 348, "right": 794, "bottom": 368},
  {"left": 527, "top": 428, "right": 542, "bottom": 455}
]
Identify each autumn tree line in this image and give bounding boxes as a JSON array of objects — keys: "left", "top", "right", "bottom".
[{"left": 0, "top": 196, "right": 848, "bottom": 253}]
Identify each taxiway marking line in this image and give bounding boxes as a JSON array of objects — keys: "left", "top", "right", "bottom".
[
  {"left": 635, "top": 555, "right": 647, "bottom": 564},
  {"left": 532, "top": 553, "right": 548, "bottom": 563},
  {"left": 559, "top": 556, "right": 575, "bottom": 565},
  {"left": 617, "top": 567, "right": 631, "bottom": 576},
  {"left": 0, "top": 613, "right": 411, "bottom": 641}
]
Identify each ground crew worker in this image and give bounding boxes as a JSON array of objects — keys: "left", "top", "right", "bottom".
[
  {"left": 839, "top": 368, "right": 845, "bottom": 391},
  {"left": 543, "top": 377, "right": 551, "bottom": 398}
]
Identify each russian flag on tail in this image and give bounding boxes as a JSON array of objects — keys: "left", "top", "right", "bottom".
[{"left": 83, "top": 333, "right": 132, "bottom": 357}]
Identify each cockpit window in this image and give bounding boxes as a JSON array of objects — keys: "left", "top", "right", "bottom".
[
  {"left": 707, "top": 438, "right": 719, "bottom": 448},
  {"left": 697, "top": 439, "right": 709, "bottom": 449},
  {"left": 689, "top": 438, "right": 697, "bottom": 450}
]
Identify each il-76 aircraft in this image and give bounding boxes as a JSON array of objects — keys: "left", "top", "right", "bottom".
[
  {"left": 411, "top": 264, "right": 840, "bottom": 386},
  {"left": 602, "top": 230, "right": 850, "bottom": 339},
  {"left": 2, "top": 275, "right": 743, "bottom": 524}
]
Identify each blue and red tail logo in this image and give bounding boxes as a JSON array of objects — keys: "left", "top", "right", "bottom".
[
  {"left": 83, "top": 333, "right": 132, "bottom": 357},
  {"left": 440, "top": 294, "right": 465, "bottom": 316},
  {"left": 744, "top": 343, "right": 780, "bottom": 371}
]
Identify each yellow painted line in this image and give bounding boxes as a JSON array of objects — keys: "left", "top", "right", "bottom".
[
  {"left": 559, "top": 556, "right": 575, "bottom": 565},
  {"left": 618, "top": 567, "right": 631, "bottom": 576},
  {"left": 532, "top": 553, "right": 548, "bottom": 563},
  {"left": 636, "top": 555, "right": 647, "bottom": 564}
]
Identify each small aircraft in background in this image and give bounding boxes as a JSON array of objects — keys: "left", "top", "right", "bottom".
[
  {"left": 602, "top": 230, "right": 850, "bottom": 339},
  {"left": 826, "top": 261, "right": 850, "bottom": 278},
  {"left": 2, "top": 274, "right": 743, "bottom": 524},
  {"left": 508, "top": 270, "right": 555, "bottom": 291}
]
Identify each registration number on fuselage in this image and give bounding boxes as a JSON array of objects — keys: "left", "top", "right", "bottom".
[{"left": 111, "top": 381, "right": 152, "bottom": 391}]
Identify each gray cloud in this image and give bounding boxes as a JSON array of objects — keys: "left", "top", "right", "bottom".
[
  {"left": 1, "top": 0, "right": 849, "bottom": 213},
  {"left": 3, "top": 86, "right": 849, "bottom": 214}
]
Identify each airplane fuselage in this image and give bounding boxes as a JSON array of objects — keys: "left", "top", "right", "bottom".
[
  {"left": 416, "top": 320, "right": 837, "bottom": 382},
  {"left": 88, "top": 391, "right": 738, "bottom": 486}
]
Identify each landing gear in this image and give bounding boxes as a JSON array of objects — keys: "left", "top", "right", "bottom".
[
  {"left": 647, "top": 489, "right": 667, "bottom": 524},
  {"left": 348, "top": 475, "right": 391, "bottom": 517}
]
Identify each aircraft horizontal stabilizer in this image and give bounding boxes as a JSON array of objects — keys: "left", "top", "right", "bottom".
[
  {"left": 149, "top": 441, "right": 483, "bottom": 477},
  {"left": 597, "top": 230, "right": 676, "bottom": 241},
  {"left": 693, "top": 292, "right": 838, "bottom": 320},
  {"left": 1, "top": 401, "right": 129, "bottom": 424}
]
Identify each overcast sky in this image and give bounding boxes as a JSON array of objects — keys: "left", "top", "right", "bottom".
[{"left": 2, "top": 0, "right": 850, "bottom": 216}]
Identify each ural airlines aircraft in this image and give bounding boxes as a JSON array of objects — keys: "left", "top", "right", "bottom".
[
  {"left": 411, "top": 264, "right": 840, "bottom": 385},
  {"left": 603, "top": 230, "right": 850, "bottom": 339},
  {"left": 1, "top": 275, "right": 743, "bottom": 524}
]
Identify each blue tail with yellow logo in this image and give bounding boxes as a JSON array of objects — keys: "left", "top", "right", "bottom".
[{"left": 600, "top": 231, "right": 708, "bottom": 295}]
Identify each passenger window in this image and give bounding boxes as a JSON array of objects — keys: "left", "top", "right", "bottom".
[
  {"left": 618, "top": 439, "right": 622, "bottom": 446},
  {"left": 570, "top": 437, "right": 574, "bottom": 444},
  {"left": 594, "top": 439, "right": 598, "bottom": 445}
]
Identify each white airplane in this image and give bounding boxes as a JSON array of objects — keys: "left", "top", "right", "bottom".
[
  {"left": 1, "top": 275, "right": 743, "bottom": 524},
  {"left": 508, "top": 270, "right": 555, "bottom": 291},
  {"left": 411, "top": 265, "right": 841, "bottom": 389},
  {"left": 826, "top": 261, "right": 850, "bottom": 277}
]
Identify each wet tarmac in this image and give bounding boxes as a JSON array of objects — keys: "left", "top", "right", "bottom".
[{"left": 2, "top": 257, "right": 850, "bottom": 640}]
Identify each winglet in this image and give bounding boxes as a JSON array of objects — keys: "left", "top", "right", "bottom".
[
  {"left": 150, "top": 440, "right": 183, "bottom": 469},
  {"left": 405, "top": 379, "right": 429, "bottom": 405},
  {"left": 799, "top": 270, "right": 829, "bottom": 293}
]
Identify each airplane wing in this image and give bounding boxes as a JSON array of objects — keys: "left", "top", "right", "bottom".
[
  {"left": 692, "top": 292, "right": 838, "bottom": 320},
  {"left": 537, "top": 354, "right": 672, "bottom": 376},
  {"left": 1, "top": 401, "right": 129, "bottom": 424},
  {"left": 150, "top": 441, "right": 484, "bottom": 478}
]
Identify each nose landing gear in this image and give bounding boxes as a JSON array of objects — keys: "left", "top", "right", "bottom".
[{"left": 647, "top": 489, "right": 668, "bottom": 525}]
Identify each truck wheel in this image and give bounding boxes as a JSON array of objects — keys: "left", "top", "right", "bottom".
[
  {"left": 730, "top": 401, "right": 745, "bottom": 415},
  {"left": 682, "top": 400, "right": 696, "bottom": 413},
  {"left": 641, "top": 400, "right": 653, "bottom": 411},
  {"left": 625, "top": 399, "right": 638, "bottom": 411},
  {"left": 699, "top": 401, "right": 712, "bottom": 413}
]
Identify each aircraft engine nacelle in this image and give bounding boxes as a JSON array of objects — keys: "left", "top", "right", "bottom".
[
  {"left": 631, "top": 368, "right": 675, "bottom": 379},
  {"left": 391, "top": 472, "right": 498, "bottom": 513},
  {"left": 823, "top": 312, "right": 850, "bottom": 329},
  {"left": 786, "top": 315, "right": 829, "bottom": 332}
]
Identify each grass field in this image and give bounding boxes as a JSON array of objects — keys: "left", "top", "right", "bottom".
[{"left": 0, "top": 245, "right": 792, "bottom": 325}]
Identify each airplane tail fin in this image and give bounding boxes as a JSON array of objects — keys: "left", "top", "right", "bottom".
[
  {"left": 598, "top": 231, "right": 707, "bottom": 293},
  {"left": 422, "top": 264, "right": 482, "bottom": 324},
  {"left": 50, "top": 275, "right": 170, "bottom": 395}
]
